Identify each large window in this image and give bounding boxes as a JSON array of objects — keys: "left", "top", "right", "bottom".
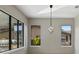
[
  {"left": 0, "top": 10, "right": 24, "bottom": 52},
  {"left": 0, "top": 11, "right": 9, "bottom": 52},
  {"left": 61, "top": 25, "right": 72, "bottom": 46}
]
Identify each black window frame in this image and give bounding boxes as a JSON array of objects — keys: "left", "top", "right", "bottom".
[{"left": 0, "top": 10, "right": 24, "bottom": 52}]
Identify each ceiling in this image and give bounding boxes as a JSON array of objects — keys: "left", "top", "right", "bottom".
[{"left": 16, "top": 5, "right": 79, "bottom": 18}]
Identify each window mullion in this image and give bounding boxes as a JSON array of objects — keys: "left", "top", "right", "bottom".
[
  {"left": 17, "top": 20, "right": 19, "bottom": 48},
  {"left": 9, "top": 15, "right": 11, "bottom": 50}
]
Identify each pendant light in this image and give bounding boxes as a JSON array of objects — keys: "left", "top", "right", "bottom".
[{"left": 48, "top": 5, "right": 54, "bottom": 32}]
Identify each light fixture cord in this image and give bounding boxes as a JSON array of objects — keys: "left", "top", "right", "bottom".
[{"left": 50, "top": 5, "right": 53, "bottom": 26}]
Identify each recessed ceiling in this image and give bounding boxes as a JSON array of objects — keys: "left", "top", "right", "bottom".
[{"left": 16, "top": 5, "right": 79, "bottom": 18}]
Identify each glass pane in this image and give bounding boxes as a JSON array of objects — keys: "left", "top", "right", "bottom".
[
  {"left": 0, "top": 11, "right": 9, "bottom": 52},
  {"left": 19, "top": 22, "right": 24, "bottom": 47},
  {"left": 61, "top": 25, "right": 71, "bottom": 46},
  {"left": 11, "top": 17, "right": 17, "bottom": 49}
]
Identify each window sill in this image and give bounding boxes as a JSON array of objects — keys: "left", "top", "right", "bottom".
[
  {"left": 61, "top": 46, "right": 72, "bottom": 47},
  {"left": 30, "top": 46, "right": 41, "bottom": 47},
  {"left": 1, "top": 47, "right": 25, "bottom": 54}
]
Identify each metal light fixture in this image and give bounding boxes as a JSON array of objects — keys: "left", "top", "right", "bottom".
[{"left": 48, "top": 5, "right": 54, "bottom": 32}]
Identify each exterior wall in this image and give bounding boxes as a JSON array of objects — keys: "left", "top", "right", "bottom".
[
  {"left": 28, "top": 18, "right": 74, "bottom": 54},
  {"left": 0, "top": 5, "right": 28, "bottom": 54}
]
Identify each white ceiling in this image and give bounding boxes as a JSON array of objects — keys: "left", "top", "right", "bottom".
[{"left": 16, "top": 5, "right": 79, "bottom": 18}]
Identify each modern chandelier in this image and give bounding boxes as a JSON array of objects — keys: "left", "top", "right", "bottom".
[{"left": 48, "top": 5, "right": 54, "bottom": 32}]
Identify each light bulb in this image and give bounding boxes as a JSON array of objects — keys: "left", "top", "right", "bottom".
[{"left": 48, "top": 26, "right": 54, "bottom": 32}]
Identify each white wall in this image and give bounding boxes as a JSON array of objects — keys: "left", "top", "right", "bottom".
[
  {"left": 75, "top": 16, "right": 79, "bottom": 53},
  {"left": 0, "top": 5, "right": 28, "bottom": 54},
  {"left": 28, "top": 18, "right": 74, "bottom": 54}
]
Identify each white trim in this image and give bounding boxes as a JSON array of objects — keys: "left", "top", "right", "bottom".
[{"left": 30, "top": 46, "right": 41, "bottom": 47}]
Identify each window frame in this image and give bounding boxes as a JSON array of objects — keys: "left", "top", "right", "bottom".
[
  {"left": 30, "top": 25, "right": 41, "bottom": 47},
  {"left": 60, "top": 24, "right": 72, "bottom": 47}
]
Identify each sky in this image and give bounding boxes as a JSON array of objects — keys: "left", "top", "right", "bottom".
[{"left": 62, "top": 26, "right": 71, "bottom": 31}]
